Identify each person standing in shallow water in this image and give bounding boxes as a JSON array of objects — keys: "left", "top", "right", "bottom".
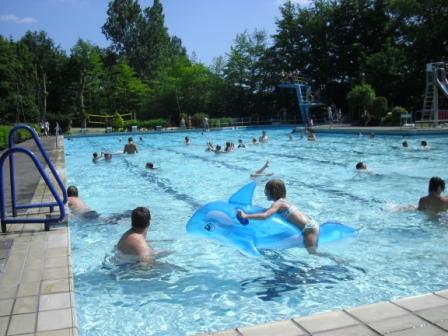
[
  {"left": 117, "top": 207, "right": 153, "bottom": 264},
  {"left": 123, "top": 137, "right": 138, "bottom": 154},
  {"left": 418, "top": 177, "right": 448, "bottom": 213}
]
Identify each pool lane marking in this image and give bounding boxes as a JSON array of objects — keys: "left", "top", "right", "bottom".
[{"left": 122, "top": 157, "right": 202, "bottom": 209}]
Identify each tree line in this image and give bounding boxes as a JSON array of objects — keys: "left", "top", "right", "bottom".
[{"left": 0, "top": 0, "right": 446, "bottom": 129}]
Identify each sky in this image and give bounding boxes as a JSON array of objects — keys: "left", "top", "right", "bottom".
[{"left": 0, "top": 0, "right": 310, "bottom": 65}]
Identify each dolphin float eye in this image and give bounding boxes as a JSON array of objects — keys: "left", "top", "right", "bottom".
[{"left": 204, "top": 223, "right": 215, "bottom": 232}]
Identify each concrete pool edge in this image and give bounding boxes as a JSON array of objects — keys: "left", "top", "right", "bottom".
[
  {"left": 1, "top": 134, "right": 447, "bottom": 336},
  {"left": 200, "top": 291, "right": 448, "bottom": 335}
]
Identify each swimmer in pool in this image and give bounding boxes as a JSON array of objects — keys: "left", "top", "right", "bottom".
[
  {"left": 237, "top": 139, "right": 246, "bottom": 148},
  {"left": 355, "top": 162, "right": 368, "bottom": 170},
  {"left": 420, "top": 140, "right": 430, "bottom": 150},
  {"left": 418, "top": 177, "right": 448, "bottom": 213},
  {"left": 145, "top": 162, "right": 157, "bottom": 170},
  {"left": 237, "top": 179, "right": 319, "bottom": 253},
  {"left": 103, "top": 152, "right": 112, "bottom": 161},
  {"left": 259, "top": 130, "right": 269, "bottom": 143},
  {"left": 67, "top": 186, "right": 99, "bottom": 219},
  {"left": 117, "top": 207, "right": 153, "bottom": 263},
  {"left": 250, "top": 160, "right": 273, "bottom": 178},
  {"left": 307, "top": 129, "right": 317, "bottom": 141},
  {"left": 92, "top": 152, "right": 102, "bottom": 163}
]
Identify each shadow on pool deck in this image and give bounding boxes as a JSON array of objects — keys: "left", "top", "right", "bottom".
[{"left": 0, "top": 136, "right": 64, "bottom": 212}]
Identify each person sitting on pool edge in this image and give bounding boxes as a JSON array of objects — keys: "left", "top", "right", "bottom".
[
  {"left": 123, "top": 137, "right": 138, "bottom": 154},
  {"left": 237, "top": 179, "right": 319, "bottom": 253},
  {"left": 116, "top": 207, "right": 153, "bottom": 264},
  {"left": 418, "top": 177, "right": 448, "bottom": 213},
  {"left": 67, "top": 186, "right": 99, "bottom": 219}
]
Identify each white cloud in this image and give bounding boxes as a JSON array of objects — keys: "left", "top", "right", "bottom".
[
  {"left": 0, "top": 14, "right": 37, "bottom": 24},
  {"left": 275, "top": 0, "right": 311, "bottom": 7}
]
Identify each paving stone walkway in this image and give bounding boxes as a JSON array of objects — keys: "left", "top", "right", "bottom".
[
  {"left": 203, "top": 291, "right": 448, "bottom": 335},
  {"left": 0, "top": 135, "right": 76, "bottom": 336}
]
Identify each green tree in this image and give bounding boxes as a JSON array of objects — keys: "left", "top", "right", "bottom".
[
  {"left": 224, "top": 29, "right": 268, "bottom": 116},
  {"left": 111, "top": 111, "right": 124, "bottom": 130},
  {"left": 371, "top": 96, "right": 388, "bottom": 123},
  {"left": 69, "top": 39, "right": 105, "bottom": 128},
  {"left": 137, "top": 0, "right": 171, "bottom": 78},
  {"left": 346, "top": 84, "right": 375, "bottom": 122},
  {"left": 0, "top": 36, "right": 39, "bottom": 123},
  {"left": 19, "top": 31, "right": 66, "bottom": 121},
  {"left": 104, "top": 61, "right": 149, "bottom": 117},
  {"left": 145, "top": 56, "right": 219, "bottom": 121},
  {"left": 102, "top": 0, "right": 142, "bottom": 57}
]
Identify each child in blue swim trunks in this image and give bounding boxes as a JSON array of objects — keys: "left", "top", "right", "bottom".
[{"left": 237, "top": 179, "right": 319, "bottom": 253}]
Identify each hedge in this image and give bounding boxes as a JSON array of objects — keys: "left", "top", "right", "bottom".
[
  {"left": 122, "top": 119, "right": 167, "bottom": 130},
  {"left": 0, "top": 124, "right": 38, "bottom": 150}
]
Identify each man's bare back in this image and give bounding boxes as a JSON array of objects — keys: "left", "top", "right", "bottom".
[
  {"left": 116, "top": 207, "right": 153, "bottom": 264},
  {"left": 417, "top": 177, "right": 448, "bottom": 214},
  {"left": 117, "top": 230, "right": 152, "bottom": 262},
  {"left": 418, "top": 194, "right": 448, "bottom": 213}
]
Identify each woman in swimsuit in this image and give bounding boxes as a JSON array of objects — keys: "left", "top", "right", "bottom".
[{"left": 237, "top": 179, "right": 319, "bottom": 253}]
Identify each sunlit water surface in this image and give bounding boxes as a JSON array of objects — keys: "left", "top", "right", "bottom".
[{"left": 65, "top": 128, "right": 448, "bottom": 336}]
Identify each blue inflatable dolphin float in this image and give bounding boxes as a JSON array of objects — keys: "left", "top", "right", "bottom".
[{"left": 186, "top": 182, "right": 358, "bottom": 257}]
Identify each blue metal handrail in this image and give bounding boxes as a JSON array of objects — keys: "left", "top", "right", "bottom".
[{"left": 0, "top": 124, "right": 67, "bottom": 232}]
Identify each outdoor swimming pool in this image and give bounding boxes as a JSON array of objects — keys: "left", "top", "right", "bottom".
[{"left": 65, "top": 128, "right": 448, "bottom": 336}]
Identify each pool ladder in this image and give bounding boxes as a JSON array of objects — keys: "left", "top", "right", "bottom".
[{"left": 0, "top": 124, "right": 67, "bottom": 233}]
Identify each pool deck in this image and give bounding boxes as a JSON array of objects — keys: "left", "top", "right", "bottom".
[
  {"left": 0, "top": 136, "right": 76, "bottom": 336},
  {"left": 0, "top": 132, "right": 447, "bottom": 336}
]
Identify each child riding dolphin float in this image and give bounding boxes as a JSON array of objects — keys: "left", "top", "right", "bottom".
[{"left": 186, "top": 182, "right": 358, "bottom": 257}]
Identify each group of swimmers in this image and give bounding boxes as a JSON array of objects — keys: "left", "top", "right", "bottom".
[
  {"left": 71, "top": 130, "right": 447, "bottom": 264},
  {"left": 91, "top": 137, "right": 156, "bottom": 170},
  {"left": 402, "top": 140, "right": 430, "bottom": 149},
  {"left": 202, "top": 130, "right": 269, "bottom": 153},
  {"left": 92, "top": 137, "right": 139, "bottom": 163}
]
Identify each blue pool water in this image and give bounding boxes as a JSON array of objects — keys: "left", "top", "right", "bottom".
[{"left": 65, "top": 128, "right": 448, "bottom": 336}]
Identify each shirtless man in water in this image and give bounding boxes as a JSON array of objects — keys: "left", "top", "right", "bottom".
[
  {"left": 117, "top": 207, "right": 153, "bottom": 263},
  {"left": 67, "top": 186, "right": 88, "bottom": 212},
  {"left": 67, "top": 186, "right": 99, "bottom": 219},
  {"left": 123, "top": 137, "right": 138, "bottom": 154},
  {"left": 418, "top": 177, "right": 448, "bottom": 213}
]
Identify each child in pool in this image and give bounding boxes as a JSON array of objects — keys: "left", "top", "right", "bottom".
[{"left": 237, "top": 179, "right": 319, "bottom": 253}]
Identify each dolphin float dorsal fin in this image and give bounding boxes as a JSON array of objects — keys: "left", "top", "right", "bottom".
[{"left": 228, "top": 182, "right": 256, "bottom": 206}]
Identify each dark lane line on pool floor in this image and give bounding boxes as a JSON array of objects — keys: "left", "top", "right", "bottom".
[
  {"left": 160, "top": 146, "right": 384, "bottom": 208},
  {"left": 122, "top": 157, "right": 202, "bottom": 210},
  {"left": 156, "top": 146, "right": 250, "bottom": 172}
]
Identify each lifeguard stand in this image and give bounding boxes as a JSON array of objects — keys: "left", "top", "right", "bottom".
[
  {"left": 420, "top": 62, "right": 448, "bottom": 124},
  {"left": 278, "top": 81, "right": 324, "bottom": 124}
]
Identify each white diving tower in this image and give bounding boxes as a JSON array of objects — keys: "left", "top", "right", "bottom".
[{"left": 421, "top": 62, "right": 448, "bottom": 124}]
